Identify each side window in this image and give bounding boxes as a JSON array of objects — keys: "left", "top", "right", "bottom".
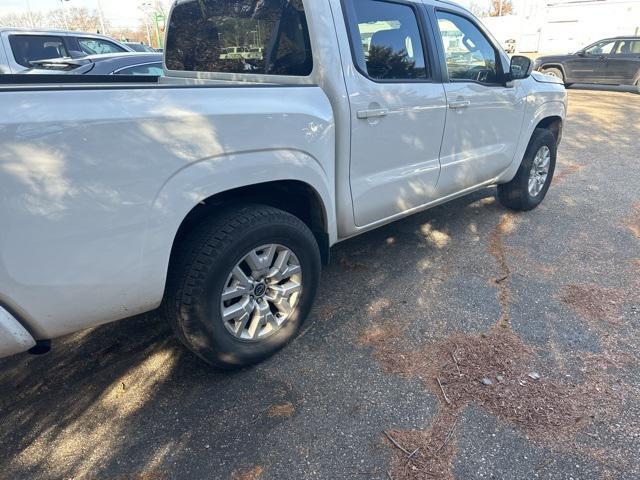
[
  {"left": 116, "top": 63, "right": 164, "bottom": 76},
  {"left": 584, "top": 40, "right": 615, "bottom": 56},
  {"left": 8, "top": 35, "right": 68, "bottom": 68},
  {"left": 78, "top": 38, "right": 126, "bottom": 55},
  {"left": 436, "top": 11, "right": 498, "bottom": 84},
  {"left": 165, "top": 0, "right": 313, "bottom": 76},
  {"left": 614, "top": 40, "right": 640, "bottom": 55},
  {"left": 347, "top": 0, "right": 427, "bottom": 81}
]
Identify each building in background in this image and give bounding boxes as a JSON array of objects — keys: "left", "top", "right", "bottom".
[{"left": 480, "top": 0, "right": 640, "bottom": 54}]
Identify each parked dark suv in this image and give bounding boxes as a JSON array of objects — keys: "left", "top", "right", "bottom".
[{"left": 533, "top": 37, "right": 640, "bottom": 89}]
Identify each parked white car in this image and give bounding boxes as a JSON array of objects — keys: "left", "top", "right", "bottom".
[
  {"left": 0, "top": 28, "right": 134, "bottom": 74},
  {"left": 0, "top": 0, "right": 566, "bottom": 368}
]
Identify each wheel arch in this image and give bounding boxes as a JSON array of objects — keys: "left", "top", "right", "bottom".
[
  {"left": 139, "top": 148, "right": 336, "bottom": 316},
  {"left": 169, "top": 180, "right": 332, "bottom": 268},
  {"left": 540, "top": 63, "right": 567, "bottom": 79},
  {"left": 535, "top": 115, "right": 563, "bottom": 144},
  {"left": 497, "top": 101, "right": 566, "bottom": 184}
]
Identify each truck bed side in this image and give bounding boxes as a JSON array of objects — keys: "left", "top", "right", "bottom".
[{"left": 0, "top": 84, "right": 335, "bottom": 339}]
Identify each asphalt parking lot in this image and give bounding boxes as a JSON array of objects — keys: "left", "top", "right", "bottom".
[{"left": 1, "top": 88, "right": 639, "bottom": 480}]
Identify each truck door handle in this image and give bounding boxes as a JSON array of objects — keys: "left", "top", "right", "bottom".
[
  {"left": 448, "top": 100, "right": 471, "bottom": 110},
  {"left": 357, "top": 108, "right": 389, "bottom": 119}
]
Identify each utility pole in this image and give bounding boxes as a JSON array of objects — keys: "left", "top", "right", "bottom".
[
  {"left": 140, "top": 2, "right": 152, "bottom": 46},
  {"left": 25, "top": 0, "right": 36, "bottom": 28},
  {"left": 96, "top": 0, "right": 107, "bottom": 34},
  {"left": 144, "top": 20, "right": 152, "bottom": 46},
  {"left": 58, "top": 0, "right": 70, "bottom": 30},
  {"left": 498, "top": 0, "right": 503, "bottom": 17}
]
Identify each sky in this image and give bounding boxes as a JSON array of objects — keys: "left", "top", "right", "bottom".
[
  {"left": 0, "top": 0, "right": 174, "bottom": 28},
  {"left": 0, "top": 0, "right": 512, "bottom": 29}
]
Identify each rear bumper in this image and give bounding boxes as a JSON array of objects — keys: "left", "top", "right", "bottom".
[{"left": 0, "top": 307, "right": 36, "bottom": 358}]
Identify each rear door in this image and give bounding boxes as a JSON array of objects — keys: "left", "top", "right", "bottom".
[
  {"left": 338, "top": 0, "right": 447, "bottom": 227},
  {"left": 607, "top": 39, "right": 640, "bottom": 85},
  {"left": 432, "top": 9, "right": 526, "bottom": 194}
]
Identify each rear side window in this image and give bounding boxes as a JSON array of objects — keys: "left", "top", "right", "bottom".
[
  {"left": 9, "top": 35, "right": 68, "bottom": 68},
  {"left": 116, "top": 63, "right": 164, "bottom": 76},
  {"left": 165, "top": 0, "right": 313, "bottom": 76},
  {"left": 346, "top": 0, "right": 428, "bottom": 81},
  {"left": 78, "top": 38, "right": 126, "bottom": 55},
  {"left": 614, "top": 40, "right": 640, "bottom": 55}
]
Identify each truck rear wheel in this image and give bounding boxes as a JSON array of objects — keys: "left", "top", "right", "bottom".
[
  {"left": 497, "top": 128, "right": 557, "bottom": 211},
  {"left": 164, "top": 205, "right": 321, "bottom": 369}
]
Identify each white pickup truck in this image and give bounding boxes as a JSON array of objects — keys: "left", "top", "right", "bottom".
[{"left": 0, "top": 0, "right": 566, "bottom": 368}]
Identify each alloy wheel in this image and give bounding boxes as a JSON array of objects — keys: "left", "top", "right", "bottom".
[
  {"left": 220, "top": 244, "right": 302, "bottom": 341},
  {"left": 528, "top": 145, "right": 551, "bottom": 197}
]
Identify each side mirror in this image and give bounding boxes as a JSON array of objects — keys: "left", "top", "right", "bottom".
[
  {"left": 508, "top": 55, "right": 533, "bottom": 81},
  {"left": 577, "top": 50, "right": 586, "bottom": 57}
]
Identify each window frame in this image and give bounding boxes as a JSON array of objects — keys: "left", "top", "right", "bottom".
[
  {"left": 612, "top": 39, "right": 640, "bottom": 56},
  {"left": 429, "top": 7, "right": 508, "bottom": 87},
  {"left": 340, "top": 0, "right": 439, "bottom": 84},
  {"left": 77, "top": 37, "right": 127, "bottom": 55},
  {"left": 163, "top": 0, "right": 315, "bottom": 79},
  {"left": 583, "top": 39, "right": 616, "bottom": 56},
  {"left": 8, "top": 34, "right": 69, "bottom": 68}
]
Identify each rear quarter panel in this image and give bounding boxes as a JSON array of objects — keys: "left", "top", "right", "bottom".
[{"left": 0, "top": 85, "right": 335, "bottom": 338}]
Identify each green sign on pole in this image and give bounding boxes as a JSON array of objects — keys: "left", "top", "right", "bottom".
[{"left": 153, "top": 12, "right": 166, "bottom": 48}]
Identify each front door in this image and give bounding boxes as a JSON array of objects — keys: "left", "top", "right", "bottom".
[
  {"left": 339, "top": 0, "right": 447, "bottom": 227},
  {"left": 566, "top": 40, "right": 616, "bottom": 83},
  {"left": 433, "top": 10, "right": 526, "bottom": 195}
]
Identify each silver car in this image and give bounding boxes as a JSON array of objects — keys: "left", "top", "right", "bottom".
[
  {"left": 25, "top": 53, "right": 163, "bottom": 76},
  {"left": 0, "top": 27, "right": 134, "bottom": 74}
]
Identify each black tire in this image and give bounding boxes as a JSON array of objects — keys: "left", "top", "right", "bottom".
[
  {"left": 543, "top": 67, "right": 565, "bottom": 84},
  {"left": 164, "top": 205, "right": 321, "bottom": 369},
  {"left": 497, "top": 128, "right": 557, "bottom": 211}
]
